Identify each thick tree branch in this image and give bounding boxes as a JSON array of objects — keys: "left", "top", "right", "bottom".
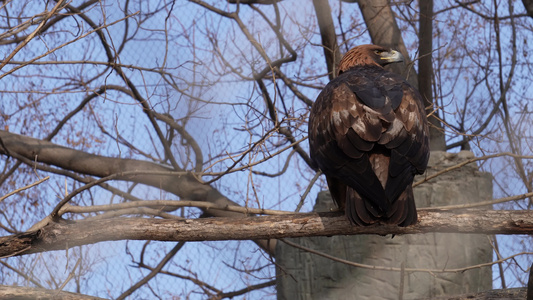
[{"left": 1, "top": 210, "right": 532, "bottom": 257}]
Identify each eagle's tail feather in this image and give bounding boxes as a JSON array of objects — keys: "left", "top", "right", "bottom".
[
  {"left": 387, "top": 185, "right": 417, "bottom": 226},
  {"left": 345, "top": 186, "right": 381, "bottom": 225},
  {"left": 344, "top": 185, "right": 417, "bottom": 227}
]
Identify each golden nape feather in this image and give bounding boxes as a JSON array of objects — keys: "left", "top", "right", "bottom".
[{"left": 308, "top": 44, "right": 429, "bottom": 226}]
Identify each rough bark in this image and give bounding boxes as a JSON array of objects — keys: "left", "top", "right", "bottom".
[
  {"left": 0, "top": 285, "right": 108, "bottom": 300},
  {"left": 0, "top": 130, "right": 276, "bottom": 255},
  {"left": 1, "top": 209, "right": 532, "bottom": 257}
]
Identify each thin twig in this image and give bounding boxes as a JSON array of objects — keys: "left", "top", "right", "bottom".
[
  {"left": 56, "top": 258, "right": 81, "bottom": 293},
  {"left": 50, "top": 170, "right": 185, "bottom": 219},
  {"left": 295, "top": 170, "right": 321, "bottom": 212},
  {"left": 414, "top": 152, "right": 533, "bottom": 187},
  {"left": 116, "top": 242, "right": 186, "bottom": 300},
  {"left": 0, "top": 176, "right": 50, "bottom": 203},
  {"left": 59, "top": 199, "right": 293, "bottom": 216},
  {"left": 0, "top": 0, "right": 67, "bottom": 71},
  {"left": 418, "top": 191, "right": 533, "bottom": 210},
  {"left": 0, "top": 260, "right": 43, "bottom": 288}
]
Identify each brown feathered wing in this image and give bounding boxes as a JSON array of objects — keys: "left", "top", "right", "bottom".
[{"left": 308, "top": 65, "right": 429, "bottom": 226}]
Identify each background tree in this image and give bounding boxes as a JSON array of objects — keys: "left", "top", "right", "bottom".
[{"left": 0, "top": 0, "right": 532, "bottom": 299}]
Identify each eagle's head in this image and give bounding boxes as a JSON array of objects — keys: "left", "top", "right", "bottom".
[{"left": 337, "top": 44, "right": 404, "bottom": 75}]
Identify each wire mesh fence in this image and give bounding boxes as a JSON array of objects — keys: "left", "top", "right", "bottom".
[{"left": 0, "top": 0, "right": 533, "bottom": 299}]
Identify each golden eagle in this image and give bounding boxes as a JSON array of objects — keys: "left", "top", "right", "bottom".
[{"left": 308, "top": 44, "right": 429, "bottom": 226}]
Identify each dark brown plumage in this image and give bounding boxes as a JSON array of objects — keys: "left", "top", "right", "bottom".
[{"left": 308, "top": 44, "right": 429, "bottom": 226}]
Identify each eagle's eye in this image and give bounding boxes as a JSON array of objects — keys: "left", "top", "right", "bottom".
[{"left": 374, "top": 50, "right": 384, "bottom": 55}]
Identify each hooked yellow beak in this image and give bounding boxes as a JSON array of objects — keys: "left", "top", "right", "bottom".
[{"left": 380, "top": 49, "right": 404, "bottom": 64}]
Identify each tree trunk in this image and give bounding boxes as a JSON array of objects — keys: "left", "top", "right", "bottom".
[
  {"left": 313, "top": 0, "right": 341, "bottom": 79},
  {"left": 418, "top": 0, "right": 446, "bottom": 150}
]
